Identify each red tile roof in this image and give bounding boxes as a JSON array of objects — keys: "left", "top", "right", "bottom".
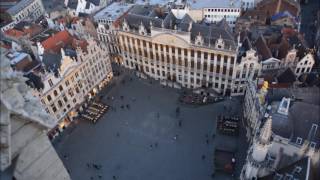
[
  {"left": 41, "top": 30, "right": 73, "bottom": 53},
  {"left": 4, "top": 29, "right": 24, "bottom": 38}
]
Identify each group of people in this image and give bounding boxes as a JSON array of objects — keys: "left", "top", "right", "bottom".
[{"left": 87, "top": 163, "right": 104, "bottom": 180}]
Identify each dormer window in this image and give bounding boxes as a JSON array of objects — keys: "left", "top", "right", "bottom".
[
  {"left": 215, "top": 35, "right": 225, "bottom": 49},
  {"left": 310, "top": 142, "right": 316, "bottom": 149},
  {"left": 48, "top": 79, "right": 53, "bottom": 87},
  {"left": 293, "top": 166, "right": 302, "bottom": 174},
  {"left": 296, "top": 137, "right": 302, "bottom": 145}
]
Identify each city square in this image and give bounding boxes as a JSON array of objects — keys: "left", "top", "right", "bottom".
[
  {"left": 1, "top": 0, "right": 319, "bottom": 179},
  {"left": 53, "top": 69, "right": 247, "bottom": 180}
]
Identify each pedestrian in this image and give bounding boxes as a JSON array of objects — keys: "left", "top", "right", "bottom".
[
  {"left": 206, "top": 139, "right": 209, "bottom": 144},
  {"left": 98, "top": 175, "right": 102, "bottom": 179},
  {"left": 86, "top": 163, "right": 91, "bottom": 168},
  {"left": 178, "top": 120, "right": 182, "bottom": 127},
  {"left": 212, "top": 133, "right": 215, "bottom": 139},
  {"left": 173, "top": 136, "right": 177, "bottom": 140},
  {"left": 90, "top": 176, "right": 94, "bottom": 180},
  {"left": 155, "top": 142, "right": 158, "bottom": 147},
  {"left": 150, "top": 144, "right": 153, "bottom": 149},
  {"left": 112, "top": 175, "right": 117, "bottom": 180},
  {"left": 116, "top": 132, "right": 120, "bottom": 137},
  {"left": 202, "top": 155, "right": 206, "bottom": 160}
]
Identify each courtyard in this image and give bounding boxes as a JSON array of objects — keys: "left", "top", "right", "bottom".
[{"left": 53, "top": 69, "right": 248, "bottom": 180}]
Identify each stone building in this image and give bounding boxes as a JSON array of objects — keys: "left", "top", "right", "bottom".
[
  {"left": 94, "top": 2, "right": 134, "bottom": 62},
  {"left": 241, "top": 80, "right": 320, "bottom": 179},
  {"left": 115, "top": 5, "right": 261, "bottom": 96},
  {"left": 28, "top": 30, "right": 113, "bottom": 138},
  {"left": 0, "top": 48, "right": 70, "bottom": 180},
  {"left": 171, "top": 0, "right": 242, "bottom": 27},
  {"left": 0, "top": 0, "right": 45, "bottom": 32}
]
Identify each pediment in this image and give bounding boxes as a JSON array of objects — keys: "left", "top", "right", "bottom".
[
  {"left": 151, "top": 33, "right": 190, "bottom": 48},
  {"left": 60, "top": 56, "right": 78, "bottom": 77}
]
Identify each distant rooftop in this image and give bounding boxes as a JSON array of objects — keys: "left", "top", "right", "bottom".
[
  {"left": 266, "top": 87, "right": 320, "bottom": 149},
  {"left": 94, "top": 2, "right": 134, "bottom": 22},
  {"left": 7, "top": 0, "right": 35, "bottom": 15},
  {"left": 187, "top": 0, "right": 241, "bottom": 9},
  {"left": 260, "top": 157, "right": 311, "bottom": 180},
  {"left": 6, "top": 51, "right": 29, "bottom": 65},
  {"left": 135, "top": 0, "right": 174, "bottom": 5}
]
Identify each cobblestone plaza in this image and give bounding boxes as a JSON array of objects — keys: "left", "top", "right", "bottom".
[{"left": 54, "top": 70, "right": 247, "bottom": 180}]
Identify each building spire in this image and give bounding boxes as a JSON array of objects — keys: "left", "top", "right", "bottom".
[{"left": 259, "top": 116, "right": 272, "bottom": 144}]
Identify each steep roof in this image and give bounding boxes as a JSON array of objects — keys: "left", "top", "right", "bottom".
[
  {"left": 41, "top": 30, "right": 73, "bottom": 53},
  {"left": 87, "top": 0, "right": 101, "bottom": 6},
  {"left": 266, "top": 87, "right": 320, "bottom": 148},
  {"left": 260, "top": 157, "right": 311, "bottom": 180},
  {"left": 121, "top": 5, "right": 236, "bottom": 50},
  {"left": 277, "top": 68, "right": 296, "bottom": 84},
  {"left": 67, "top": 0, "right": 78, "bottom": 9}
]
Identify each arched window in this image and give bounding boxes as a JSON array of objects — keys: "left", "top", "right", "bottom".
[
  {"left": 53, "top": 90, "right": 58, "bottom": 96},
  {"left": 47, "top": 95, "right": 52, "bottom": 101}
]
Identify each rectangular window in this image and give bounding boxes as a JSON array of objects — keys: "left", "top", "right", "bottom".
[
  {"left": 230, "top": 57, "right": 235, "bottom": 64},
  {"left": 48, "top": 79, "right": 53, "bottom": 87},
  {"left": 211, "top": 54, "right": 215, "bottom": 61},
  {"left": 51, "top": 104, "right": 57, "bottom": 113},
  {"left": 296, "top": 137, "right": 303, "bottom": 145},
  {"left": 197, "top": 51, "right": 201, "bottom": 58},
  {"left": 204, "top": 52, "right": 208, "bottom": 59}
]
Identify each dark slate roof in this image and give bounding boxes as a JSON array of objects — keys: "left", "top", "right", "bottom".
[
  {"left": 42, "top": 52, "right": 62, "bottom": 73},
  {"left": 277, "top": 68, "right": 296, "bottom": 84},
  {"left": 266, "top": 87, "right": 320, "bottom": 148},
  {"left": 67, "top": 0, "right": 78, "bottom": 9},
  {"left": 121, "top": 5, "right": 236, "bottom": 50},
  {"left": 180, "top": 14, "right": 194, "bottom": 24},
  {"left": 85, "top": 2, "right": 90, "bottom": 9},
  {"left": 24, "top": 72, "right": 44, "bottom": 90},
  {"left": 64, "top": 48, "right": 77, "bottom": 58},
  {"left": 88, "top": 0, "right": 100, "bottom": 6},
  {"left": 289, "top": 101, "right": 320, "bottom": 147},
  {"left": 254, "top": 35, "right": 272, "bottom": 60},
  {"left": 259, "top": 157, "right": 310, "bottom": 180}
]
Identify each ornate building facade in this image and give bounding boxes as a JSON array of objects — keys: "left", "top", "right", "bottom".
[
  {"left": 31, "top": 33, "right": 113, "bottom": 137},
  {"left": 116, "top": 5, "right": 261, "bottom": 96},
  {"left": 0, "top": 49, "right": 70, "bottom": 180}
]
